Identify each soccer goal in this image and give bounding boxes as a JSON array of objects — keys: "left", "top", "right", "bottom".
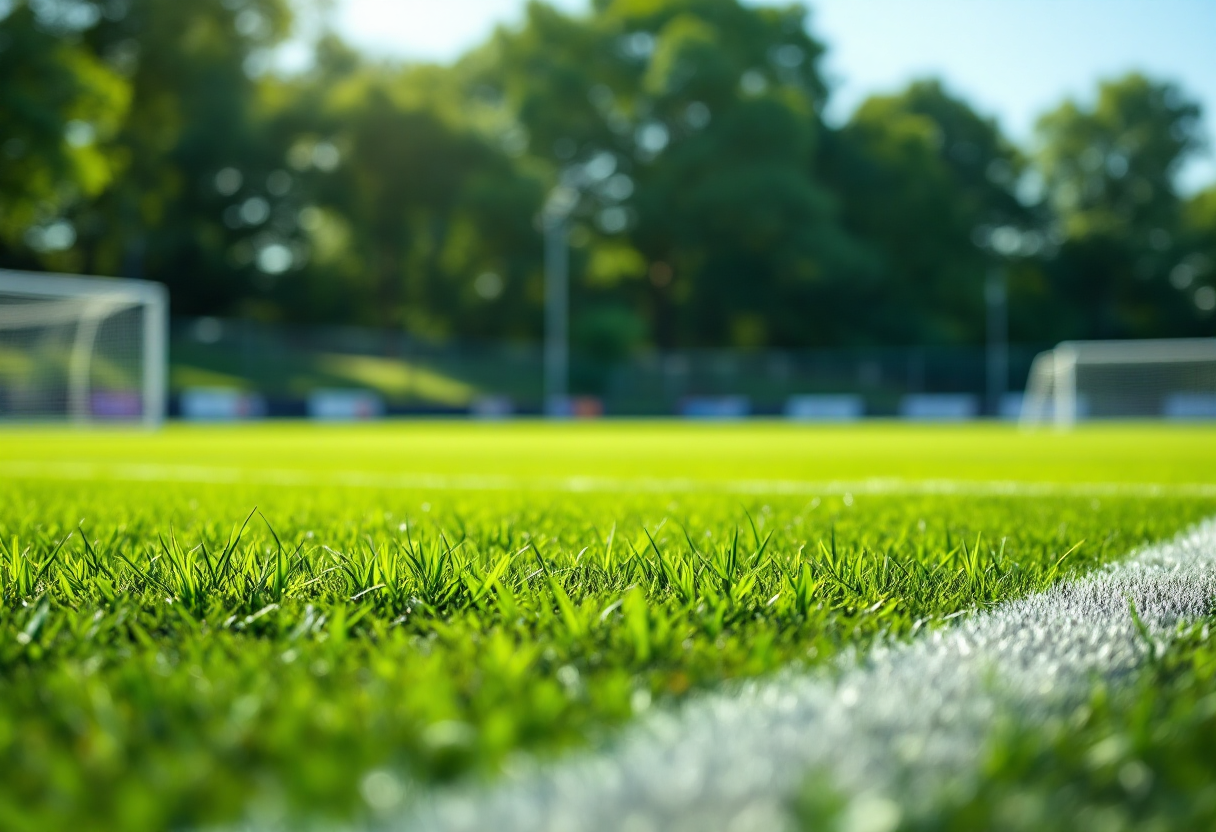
[
  {"left": 0, "top": 270, "right": 168, "bottom": 427},
  {"left": 1020, "top": 338, "right": 1216, "bottom": 428}
]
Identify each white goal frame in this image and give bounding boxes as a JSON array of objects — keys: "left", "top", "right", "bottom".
[
  {"left": 1020, "top": 338, "right": 1216, "bottom": 428},
  {"left": 0, "top": 270, "right": 168, "bottom": 427}
]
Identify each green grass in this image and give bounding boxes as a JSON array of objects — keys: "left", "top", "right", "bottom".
[
  {"left": 4, "top": 421, "right": 1216, "bottom": 483},
  {"left": 1, "top": 423, "right": 1214, "bottom": 831}
]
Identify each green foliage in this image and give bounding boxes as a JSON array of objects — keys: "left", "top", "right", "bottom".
[
  {"left": 268, "top": 57, "right": 545, "bottom": 332},
  {"left": 825, "top": 80, "right": 1030, "bottom": 345},
  {"left": 1178, "top": 184, "right": 1216, "bottom": 316},
  {"left": 1, "top": 1, "right": 1212, "bottom": 351},
  {"left": 0, "top": 2, "right": 130, "bottom": 254},
  {"left": 479, "top": 0, "right": 868, "bottom": 349},
  {"left": 1037, "top": 74, "right": 1202, "bottom": 242},
  {"left": 1031, "top": 74, "right": 1212, "bottom": 341}
]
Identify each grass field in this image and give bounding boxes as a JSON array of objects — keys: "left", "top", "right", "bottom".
[{"left": 2, "top": 422, "right": 1215, "bottom": 831}]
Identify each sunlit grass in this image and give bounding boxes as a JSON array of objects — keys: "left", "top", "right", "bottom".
[
  {"left": 0, "top": 423, "right": 1213, "bottom": 830},
  {"left": 3, "top": 421, "right": 1216, "bottom": 484}
]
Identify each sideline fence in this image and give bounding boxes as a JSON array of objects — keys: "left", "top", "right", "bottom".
[{"left": 171, "top": 317, "right": 1043, "bottom": 417}]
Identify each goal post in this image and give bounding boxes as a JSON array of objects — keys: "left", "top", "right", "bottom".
[
  {"left": 1021, "top": 338, "right": 1216, "bottom": 428},
  {"left": 0, "top": 270, "right": 168, "bottom": 427}
]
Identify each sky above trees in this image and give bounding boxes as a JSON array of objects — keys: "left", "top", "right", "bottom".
[{"left": 319, "top": 0, "right": 1216, "bottom": 191}]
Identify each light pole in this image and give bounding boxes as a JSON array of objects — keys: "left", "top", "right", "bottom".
[
  {"left": 543, "top": 185, "right": 578, "bottom": 415},
  {"left": 985, "top": 266, "right": 1008, "bottom": 417}
]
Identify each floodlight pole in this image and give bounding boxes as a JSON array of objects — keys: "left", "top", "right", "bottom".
[
  {"left": 543, "top": 186, "right": 577, "bottom": 416},
  {"left": 985, "top": 267, "right": 1009, "bottom": 417}
]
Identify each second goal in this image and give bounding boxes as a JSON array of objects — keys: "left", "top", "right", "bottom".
[{"left": 1021, "top": 338, "right": 1216, "bottom": 427}]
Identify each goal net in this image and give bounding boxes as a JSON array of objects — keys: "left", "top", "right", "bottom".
[
  {"left": 1020, "top": 338, "right": 1216, "bottom": 428},
  {"left": 0, "top": 270, "right": 168, "bottom": 426}
]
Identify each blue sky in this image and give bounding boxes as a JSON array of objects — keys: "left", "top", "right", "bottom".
[{"left": 317, "top": 0, "right": 1216, "bottom": 191}]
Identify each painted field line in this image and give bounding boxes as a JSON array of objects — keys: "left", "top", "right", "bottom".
[
  {"left": 391, "top": 520, "right": 1216, "bottom": 832},
  {"left": 3, "top": 459, "right": 1216, "bottom": 500}
]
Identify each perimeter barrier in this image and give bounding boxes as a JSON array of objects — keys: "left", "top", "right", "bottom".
[{"left": 170, "top": 316, "right": 1043, "bottom": 419}]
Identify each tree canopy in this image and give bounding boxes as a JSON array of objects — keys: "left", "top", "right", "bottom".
[{"left": 1, "top": 0, "right": 1213, "bottom": 358}]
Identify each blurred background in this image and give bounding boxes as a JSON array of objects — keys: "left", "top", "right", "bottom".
[{"left": 1, "top": 0, "right": 1214, "bottom": 417}]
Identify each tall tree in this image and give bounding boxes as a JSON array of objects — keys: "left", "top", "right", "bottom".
[
  {"left": 465, "top": 0, "right": 870, "bottom": 352},
  {"left": 823, "top": 80, "right": 1031, "bottom": 345},
  {"left": 62, "top": 0, "right": 294, "bottom": 317},
  {"left": 0, "top": 1, "right": 129, "bottom": 269},
  {"left": 1034, "top": 73, "right": 1207, "bottom": 339},
  {"left": 269, "top": 43, "right": 545, "bottom": 334},
  {"left": 1177, "top": 185, "right": 1216, "bottom": 328}
]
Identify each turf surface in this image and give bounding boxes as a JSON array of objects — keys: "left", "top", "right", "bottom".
[
  {"left": 4, "top": 421, "right": 1216, "bottom": 483},
  {"left": 1, "top": 422, "right": 1213, "bottom": 830}
]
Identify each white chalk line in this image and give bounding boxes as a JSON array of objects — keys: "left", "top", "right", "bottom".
[
  {"left": 2, "top": 460, "right": 1215, "bottom": 500},
  {"left": 382, "top": 519, "right": 1216, "bottom": 832}
]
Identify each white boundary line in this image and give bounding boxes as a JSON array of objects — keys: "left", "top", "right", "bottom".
[
  {"left": 3, "top": 460, "right": 1215, "bottom": 499},
  {"left": 392, "top": 519, "right": 1216, "bottom": 832}
]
